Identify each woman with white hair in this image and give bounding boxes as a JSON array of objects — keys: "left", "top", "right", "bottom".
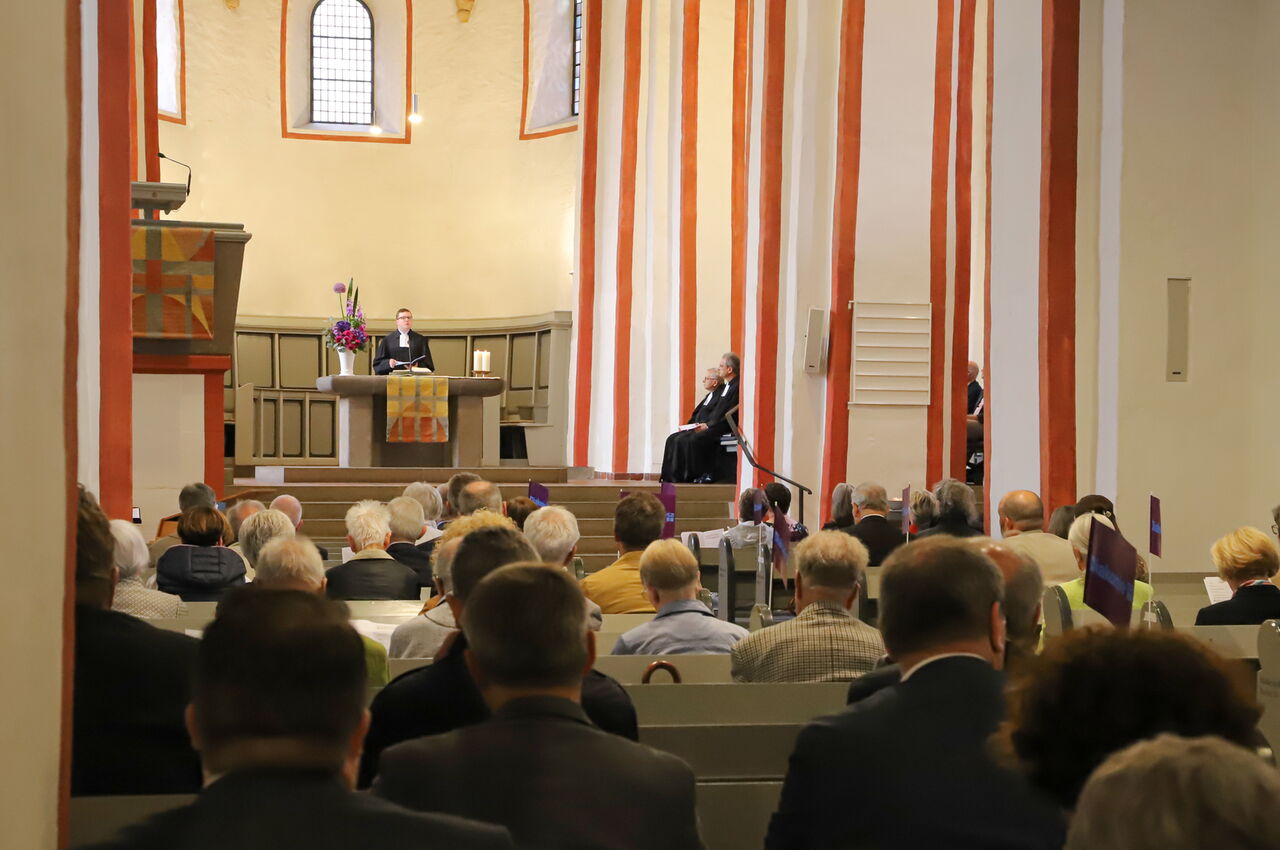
[
  {"left": 916, "top": 479, "right": 982, "bottom": 538},
  {"left": 1062, "top": 512, "right": 1153, "bottom": 618},
  {"left": 822, "top": 483, "right": 856, "bottom": 532},
  {"left": 108, "top": 519, "right": 187, "bottom": 618}
]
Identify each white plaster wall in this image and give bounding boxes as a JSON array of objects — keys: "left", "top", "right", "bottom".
[
  {"left": 132, "top": 375, "right": 207, "bottom": 531},
  {"left": 1113, "top": 0, "right": 1257, "bottom": 572},
  {"left": 160, "top": 0, "right": 579, "bottom": 322},
  {"left": 774, "top": 0, "right": 838, "bottom": 512},
  {"left": 0, "top": 3, "right": 71, "bottom": 844},
  {"left": 847, "top": 0, "right": 936, "bottom": 492},
  {"left": 987, "top": 0, "right": 1042, "bottom": 500}
]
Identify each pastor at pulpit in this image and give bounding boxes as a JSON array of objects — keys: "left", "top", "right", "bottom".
[{"left": 373, "top": 308, "right": 435, "bottom": 375}]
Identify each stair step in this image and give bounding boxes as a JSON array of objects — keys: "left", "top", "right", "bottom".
[{"left": 270, "top": 466, "right": 570, "bottom": 484}]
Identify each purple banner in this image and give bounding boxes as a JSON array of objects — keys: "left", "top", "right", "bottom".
[
  {"left": 527, "top": 481, "right": 550, "bottom": 508},
  {"left": 1149, "top": 494, "right": 1162, "bottom": 557},
  {"left": 901, "top": 485, "right": 912, "bottom": 535},
  {"left": 660, "top": 482, "right": 678, "bottom": 539},
  {"left": 1084, "top": 518, "right": 1139, "bottom": 628}
]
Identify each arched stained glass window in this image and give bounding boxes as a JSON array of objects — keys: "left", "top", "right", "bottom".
[{"left": 311, "top": 0, "right": 374, "bottom": 125}]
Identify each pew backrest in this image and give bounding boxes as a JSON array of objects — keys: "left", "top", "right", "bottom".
[
  {"left": 70, "top": 795, "right": 194, "bottom": 848},
  {"left": 1178, "top": 624, "right": 1260, "bottom": 661},
  {"left": 625, "top": 682, "right": 848, "bottom": 725},
  {"left": 595, "top": 653, "right": 733, "bottom": 684},
  {"left": 1256, "top": 620, "right": 1280, "bottom": 750}
]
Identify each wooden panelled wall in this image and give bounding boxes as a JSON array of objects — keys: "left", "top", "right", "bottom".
[{"left": 228, "top": 312, "right": 570, "bottom": 465}]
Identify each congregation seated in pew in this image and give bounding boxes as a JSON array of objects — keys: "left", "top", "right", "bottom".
[
  {"left": 269, "top": 492, "right": 331, "bottom": 560},
  {"left": 147, "top": 482, "right": 216, "bottom": 567},
  {"left": 829, "top": 481, "right": 905, "bottom": 566},
  {"left": 611, "top": 539, "right": 748, "bottom": 656},
  {"left": 400, "top": 480, "right": 444, "bottom": 554},
  {"left": 236, "top": 508, "right": 295, "bottom": 574},
  {"left": 374, "top": 566, "right": 703, "bottom": 850},
  {"left": 914, "top": 478, "right": 984, "bottom": 539},
  {"left": 83, "top": 588, "right": 513, "bottom": 850},
  {"left": 325, "top": 500, "right": 419, "bottom": 601},
  {"left": 156, "top": 506, "right": 246, "bottom": 603},
  {"left": 731, "top": 531, "right": 885, "bottom": 683},
  {"left": 361, "top": 525, "right": 638, "bottom": 787},
  {"left": 580, "top": 492, "right": 664, "bottom": 614},
  {"left": 997, "top": 489, "right": 1079, "bottom": 585}
]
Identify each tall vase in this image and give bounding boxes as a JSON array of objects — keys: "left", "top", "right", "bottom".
[{"left": 337, "top": 348, "right": 356, "bottom": 376}]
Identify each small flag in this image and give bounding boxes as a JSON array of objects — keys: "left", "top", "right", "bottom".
[
  {"left": 1149, "top": 495, "right": 1162, "bottom": 558},
  {"left": 528, "top": 481, "right": 550, "bottom": 508},
  {"left": 1084, "top": 519, "right": 1139, "bottom": 628},
  {"left": 901, "top": 485, "right": 912, "bottom": 535},
  {"left": 660, "top": 483, "right": 678, "bottom": 539}
]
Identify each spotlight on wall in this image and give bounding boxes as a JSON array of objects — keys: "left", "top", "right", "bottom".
[
  {"left": 408, "top": 93, "right": 423, "bottom": 125},
  {"left": 370, "top": 124, "right": 383, "bottom": 135}
]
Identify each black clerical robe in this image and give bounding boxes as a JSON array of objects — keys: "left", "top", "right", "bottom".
[{"left": 373, "top": 330, "right": 434, "bottom": 375}]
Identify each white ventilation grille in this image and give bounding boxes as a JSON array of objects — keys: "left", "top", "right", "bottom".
[{"left": 850, "top": 301, "right": 931, "bottom": 406}]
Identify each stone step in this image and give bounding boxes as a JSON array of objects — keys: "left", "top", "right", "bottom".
[
  {"left": 265, "top": 466, "right": 570, "bottom": 484},
  {"left": 299, "top": 516, "right": 729, "bottom": 539},
  {"left": 308, "top": 538, "right": 623, "bottom": 574},
  {"left": 230, "top": 482, "right": 738, "bottom": 507},
  {"left": 297, "top": 498, "right": 734, "bottom": 522}
]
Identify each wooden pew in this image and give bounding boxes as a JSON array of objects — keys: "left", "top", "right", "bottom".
[
  {"left": 385, "top": 654, "right": 734, "bottom": 685},
  {"left": 1256, "top": 620, "right": 1280, "bottom": 750},
  {"left": 1178, "top": 625, "right": 1260, "bottom": 661},
  {"left": 600, "top": 613, "right": 655, "bottom": 632},
  {"left": 697, "top": 781, "right": 783, "bottom": 850}
]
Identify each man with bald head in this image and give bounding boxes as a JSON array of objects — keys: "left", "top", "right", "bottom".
[
  {"left": 967, "top": 360, "right": 983, "bottom": 414},
  {"left": 270, "top": 494, "right": 329, "bottom": 561},
  {"left": 998, "top": 490, "right": 1077, "bottom": 585}
]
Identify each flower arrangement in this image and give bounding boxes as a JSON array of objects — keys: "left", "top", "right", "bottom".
[{"left": 323, "top": 279, "right": 370, "bottom": 352}]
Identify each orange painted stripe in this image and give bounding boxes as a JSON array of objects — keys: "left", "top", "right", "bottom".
[
  {"left": 128, "top": 0, "right": 137, "bottom": 181},
  {"left": 158, "top": 0, "right": 186, "bottom": 123},
  {"left": 1039, "top": 0, "right": 1079, "bottom": 509},
  {"left": 948, "top": 0, "right": 975, "bottom": 480},
  {"left": 520, "top": 0, "right": 579, "bottom": 140},
  {"left": 204, "top": 373, "right": 225, "bottom": 498},
  {"left": 278, "top": 0, "right": 414, "bottom": 145},
  {"left": 143, "top": 0, "right": 160, "bottom": 183},
  {"left": 819, "top": 0, "right": 866, "bottom": 523},
  {"left": 982, "top": 0, "right": 994, "bottom": 529},
  {"left": 100, "top": 0, "right": 135, "bottom": 517},
  {"left": 678, "top": 0, "right": 700, "bottom": 411},
  {"left": 612, "top": 0, "right": 644, "bottom": 474},
  {"left": 572, "top": 0, "right": 604, "bottom": 466},
  {"left": 60, "top": 0, "right": 83, "bottom": 841},
  {"left": 752, "top": 0, "right": 786, "bottom": 485},
  {"left": 729, "top": 0, "right": 750, "bottom": 357},
  {"left": 925, "top": 0, "right": 954, "bottom": 487}
]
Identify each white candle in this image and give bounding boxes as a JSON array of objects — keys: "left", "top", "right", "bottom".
[
  {"left": 481, "top": 350, "right": 491, "bottom": 372},
  {"left": 473, "top": 350, "right": 483, "bottom": 372}
]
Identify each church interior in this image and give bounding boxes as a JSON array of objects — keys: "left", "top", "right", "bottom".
[{"left": 10, "top": 0, "right": 1280, "bottom": 846}]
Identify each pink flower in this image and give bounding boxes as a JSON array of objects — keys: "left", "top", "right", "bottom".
[{"left": 333, "top": 282, "right": 347, "bottom": 294}]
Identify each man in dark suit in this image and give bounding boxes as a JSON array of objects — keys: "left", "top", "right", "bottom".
[
  {"left": 325, "top": 500, "right": 419, "bottom": 600},
  {"left": 373, "top": 308, "right": 434, "bottom": 375},
  {"left": 768, "top": 537, "right": 1064, "bottom": 850},
  {"left": 967, "top": 360, "right": 983, "bottom": 413},
  {"left": 660, "top": 367, "right": 723, "bottom": 482},
  {"left": 386, "top": 496, "right": 433, "bottom": 586},
  {"left": 689, "top": 352, "right": 742, "bottom": 484},
  {"left": 843, "top": 482, "right": 906, "bottom": 566},
  {"left": 87, "top": 589, "right": 512, "bottom": 850},
  {"left": 360, "top": 526, "right": 638, "bottom": 786},
  {"left": 374, "top": 566, "right": 702, "bottom": 850},
  {"left": 72, "top": 486, "right": 203, "bottom": 796}
]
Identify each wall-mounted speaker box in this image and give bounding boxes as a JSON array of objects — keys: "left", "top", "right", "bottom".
[
  {"left": 1167, "top": 277, "right": 1190, "bottom": 382},
  {"left": 803, "top": 307, "right": 827, "bottom": 373}
]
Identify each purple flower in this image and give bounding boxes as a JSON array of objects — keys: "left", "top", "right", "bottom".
[
  {"left": 333, "top": 282, "right": 347, "bottom": 294},
  {"left": 334, "top": 320, "right": 351, "bottom": 332}
]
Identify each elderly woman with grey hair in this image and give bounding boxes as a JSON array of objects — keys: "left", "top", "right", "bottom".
[
  {"left": 1066, "top": 734, "right": 1280, "bottom": 850},
  {"left": 822, "top": 483, "right": 856, "bottom": 532},
  {"left": 402, "top": 481, "right": 445, "bottom": 549},
  {"left": 109, "top": 519, "right": 187, "bottom": 618},
  {"left": 237, "top": 509, "right": 296, "bottom": 572},
  {"left": 915, "top": 479, "right": 981, "bottom": 538}
]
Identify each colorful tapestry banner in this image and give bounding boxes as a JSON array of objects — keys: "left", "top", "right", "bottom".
[
  {"left": 131, "top": 226, "right": 216, "bottom": 339},
  {"left": 386, "top": 375, "right": 449, "bottom": 443}
]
